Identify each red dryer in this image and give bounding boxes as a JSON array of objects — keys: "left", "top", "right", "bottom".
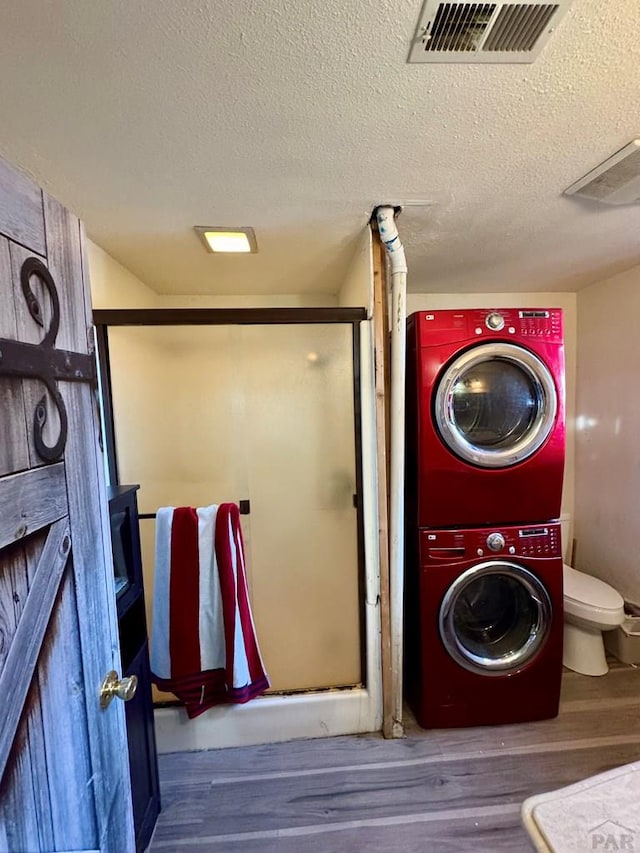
[
  {"left": 404, "top": 522, "right": 564, "bottom": 729},
  {"left": 406, "top": 308, "right": 565, "bottom": 528}
]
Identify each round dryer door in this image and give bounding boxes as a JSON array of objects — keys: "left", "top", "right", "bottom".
[
  {"left": 439, "top": 561, "right": 552, "bottom": 676},
  {"left": 434, "top": 342, "right": 557, "bottom": 468}
]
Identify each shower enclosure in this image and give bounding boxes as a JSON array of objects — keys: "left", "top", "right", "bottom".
[{"left": 96, "top": 310, "right": 366, "bottom": 704}]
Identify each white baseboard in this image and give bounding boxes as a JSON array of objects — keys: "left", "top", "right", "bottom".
[{"left": 154, "top": 687, "right": 378, "bottom": 753}]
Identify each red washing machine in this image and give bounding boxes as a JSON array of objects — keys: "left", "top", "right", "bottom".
[
  {"left": 406, "top": 308, "right": 565, "bottom": 528},
  {"left": 404, "top": 522, "right": 563, "bottom": 729}
]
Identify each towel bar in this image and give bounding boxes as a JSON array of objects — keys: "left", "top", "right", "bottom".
[{"left": 139, "top": 500, "right": 250, "bottom": 520}]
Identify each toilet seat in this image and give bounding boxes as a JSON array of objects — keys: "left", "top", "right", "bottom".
[
  {"left": 563, "top": 564, "right": 623, "bottom": 609},
  {"left": 563, "top": 564, "right": 625, "bottom": 626}
]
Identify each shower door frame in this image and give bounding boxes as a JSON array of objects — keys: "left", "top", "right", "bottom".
[{"left": 94, "top": 306, "right": 368, "bottom": 695}]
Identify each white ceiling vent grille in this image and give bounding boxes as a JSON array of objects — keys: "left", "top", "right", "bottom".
[
  {"left": 564, "top": 141, "right": 640, "bottom": 206},
  {"left": 408, "top": 1, "right": 573, "bottom": 64}
]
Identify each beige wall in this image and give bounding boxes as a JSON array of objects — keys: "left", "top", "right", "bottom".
[
  {"left": 338, "top": 226, "right": 373, "bottom": 315},
  {"left": 574, "top": 263, "right": 640, "bottom": 604},
  {"left": 157, "top": 293, "right": 338, "bottom": 307},
  {"left": 88, "top": 238, "right": 338, "bottom": 310},
  {"left": 407, "top": 292, "right": 577, "bottom": 522},
  {"left": 87, "top": 239, "right": 159, "bottom": 308}
]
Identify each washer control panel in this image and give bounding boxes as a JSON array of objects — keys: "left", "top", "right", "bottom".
[
  {"left": 517, "top": 525, "right": 561, "bottom": 557},
  {"left": 421, "top": 523, "right": 562, "bottom": 563}
]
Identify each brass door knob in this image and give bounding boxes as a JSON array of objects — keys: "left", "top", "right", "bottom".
[{"left": 99, "top": 670, "right": 138, "bottom": 709}]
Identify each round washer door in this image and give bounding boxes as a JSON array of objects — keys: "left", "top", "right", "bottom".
[
  {"left": 434, "top": 342, "right": 558, "bottom": 468},
  {"left": 439, "top": 561, "right": 552, "bottom": 676}
]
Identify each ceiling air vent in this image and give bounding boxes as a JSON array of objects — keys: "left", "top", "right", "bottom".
[
  {"left": 408, "top": 1, "right": 573, "bottom": 64},
  {"left": 564, "top": 141, "right": 640, "bottom": 206}
]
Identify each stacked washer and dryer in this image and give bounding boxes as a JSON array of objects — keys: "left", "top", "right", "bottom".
[{"left": 404, "top": 309, "right": 566, "bottom": 728}]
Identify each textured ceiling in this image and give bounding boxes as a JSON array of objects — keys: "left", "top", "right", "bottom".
[{"left": 0, "top": 0, "right": 639, "bottom": 296}]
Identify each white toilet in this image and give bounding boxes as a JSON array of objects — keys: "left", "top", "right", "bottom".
[{"left": 560, "top": 516, "right": 625, "bottom": 676}]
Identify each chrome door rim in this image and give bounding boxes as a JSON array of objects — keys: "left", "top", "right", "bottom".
[
  {"left": 439, "top": 561, "right": 552, "bottom": 677},
  {"left": 434, "top": 343, "right": 558, "bottom": 468}
]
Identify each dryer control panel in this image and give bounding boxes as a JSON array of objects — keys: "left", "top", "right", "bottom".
[
  {"left": 421, "top": 522, "right": 562, "bottom": 563},
  {"left": 414, "top": 308, "right": 564, "bottom": 346}
]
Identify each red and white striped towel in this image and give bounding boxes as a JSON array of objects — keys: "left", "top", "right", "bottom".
[{"left": 150, "top": 503, "right": 269, "bottom": 718}]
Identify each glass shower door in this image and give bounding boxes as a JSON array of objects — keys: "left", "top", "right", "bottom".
[
  {"left": 239, "top": 324, "right": 360, "bottom": 691},
  {"left": 108, "top": 325, "right": 250, "bottom": 702},
  {"left": 107, "top": 321, "right": 361, "bottom": 698}
]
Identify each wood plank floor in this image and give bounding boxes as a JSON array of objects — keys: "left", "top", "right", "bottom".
[{"left": 151, "top": 663, "right": 640, "bottom": 852}]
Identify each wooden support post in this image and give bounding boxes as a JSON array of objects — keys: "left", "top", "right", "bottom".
[{"left": 372, "top": 230, "right": 400, "bottom": 738}]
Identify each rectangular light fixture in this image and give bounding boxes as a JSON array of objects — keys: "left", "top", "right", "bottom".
[{"left": 194, "top": 226, "right": 258, "bottom": 253}]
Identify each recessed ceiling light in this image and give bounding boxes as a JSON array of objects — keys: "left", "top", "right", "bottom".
[{"left": 194, "top": 226, "right": 258, "bottom": 253}]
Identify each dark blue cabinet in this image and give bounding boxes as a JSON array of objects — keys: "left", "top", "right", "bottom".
[{"left": 109, "top": 485, "right": 161, "bottom": 852}]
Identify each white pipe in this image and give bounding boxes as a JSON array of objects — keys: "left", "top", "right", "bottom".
[{"left": 376, "top": 206, "right": 407, "bottom": 738}]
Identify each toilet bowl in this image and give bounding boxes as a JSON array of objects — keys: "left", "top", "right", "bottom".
[{"left": 563, "top": 564, "right": 625, "bottom": 676}]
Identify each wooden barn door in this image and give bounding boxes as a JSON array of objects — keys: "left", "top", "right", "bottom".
[{"left": 0, "top": 159, "right": 134, "bottom": 851}]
